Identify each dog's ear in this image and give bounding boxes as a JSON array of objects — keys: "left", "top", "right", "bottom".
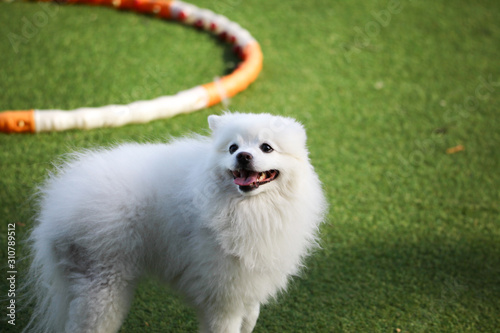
[{"left": 208, "top": 115, "right": 222, "bottom": 131}]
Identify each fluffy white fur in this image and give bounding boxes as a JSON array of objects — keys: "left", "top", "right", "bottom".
[{"left": 25, "top": 112, "right": 327, "bottom": 333}]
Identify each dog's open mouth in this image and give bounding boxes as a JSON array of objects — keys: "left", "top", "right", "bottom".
[{"left": 231, "top": 169, "right": 279, "bottom": 192}]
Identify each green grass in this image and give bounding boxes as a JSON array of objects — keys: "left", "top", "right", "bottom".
[{"left": 1, "top": 0, "right": 499, "bottom": 331}]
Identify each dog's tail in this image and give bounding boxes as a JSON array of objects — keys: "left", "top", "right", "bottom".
[{"left": 22, "top": 224, "right": 70, "bottom": 333}]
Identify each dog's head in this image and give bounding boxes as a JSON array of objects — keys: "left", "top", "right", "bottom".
[{"left": 208, "top": 112, "right": 309, "bottom": 195}]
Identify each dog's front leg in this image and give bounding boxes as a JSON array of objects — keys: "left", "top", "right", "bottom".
[
  {"left": 197, "top": 305, "right": 245, "bottom": 333},
  {"left": 241, "top": 303, "right": 260, "bottom": 333}
]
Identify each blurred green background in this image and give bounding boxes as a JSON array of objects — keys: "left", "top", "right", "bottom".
[{"left": 1, "top": 0, "right": 499, "bottom": 331}]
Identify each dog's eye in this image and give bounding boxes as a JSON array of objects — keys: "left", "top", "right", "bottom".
[
  {"left": 260, "top": 143, "right": 274, "bottom": 153},
  {"left": 229, "top": 144, "right": 239, "bottom": 154}
]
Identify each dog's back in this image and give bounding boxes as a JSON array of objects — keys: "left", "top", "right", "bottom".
[{"left": 25, "top": 139, "right": 210, "bottom": 332}]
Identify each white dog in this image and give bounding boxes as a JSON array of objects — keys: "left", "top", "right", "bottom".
[{"left": 25, "top": 112, "right": 327, "bottom": 333}]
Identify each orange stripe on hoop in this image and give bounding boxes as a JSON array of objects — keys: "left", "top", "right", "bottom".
[
  {"left": 71, "top": 0, "right": 171, "bottom": 15},
  {"left": 202, "top": 42, "right": 263, "bottom": 107},
  {"left": 133, "top": 0, "right": 172, "bottom": 16},
  {"left": 0, "top": 110, "right": 36, "bottom": 133}
]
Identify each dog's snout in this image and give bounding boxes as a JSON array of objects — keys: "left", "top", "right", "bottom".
[{"left": 236, "top": 152, "right": 253, "bottom": 165}]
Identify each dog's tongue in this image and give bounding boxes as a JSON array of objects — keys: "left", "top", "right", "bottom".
[{"left": 234, "top": 171, "right": 260, "bottom": 186}]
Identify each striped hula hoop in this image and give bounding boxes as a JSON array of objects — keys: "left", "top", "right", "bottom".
[{"left": 0, "top": 0, "right": 262, "bottom": 133}]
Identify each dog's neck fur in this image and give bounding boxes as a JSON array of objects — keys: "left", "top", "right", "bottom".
[{"left": 203, "top": 176, "right": 321, "bottom": 276}]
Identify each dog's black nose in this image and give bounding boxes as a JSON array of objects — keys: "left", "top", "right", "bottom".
[{"left": 237, "top": 152, "right": 253, "bottom": 165}]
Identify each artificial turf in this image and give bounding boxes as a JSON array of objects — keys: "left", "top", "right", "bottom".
[{"left": 1, "top": 0, "right": 499, "bottom": 332}]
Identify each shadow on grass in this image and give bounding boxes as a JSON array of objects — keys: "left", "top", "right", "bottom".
[
  {"left": 257, "top": 236, "right": 500, "bottom": 332},
  {"left": 134, "top": 9, "right": 242, "bottom": 77}
]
